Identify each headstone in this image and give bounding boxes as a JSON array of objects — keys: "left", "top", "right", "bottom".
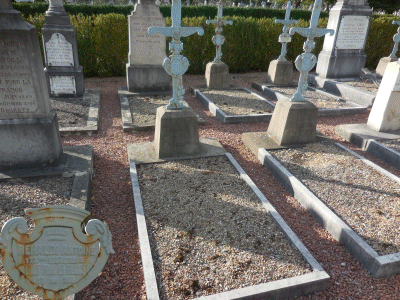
[
  {"left": 315, "top": 0, "right": 372, "bottom": 78},
  {"left": 367, "top": 60, "right": 400, "bottom": 132},
  {"left": 0, "top": 0, "right": 63, "bottom": 169},
  {"left": 266, "top": 0, "right": 333, "bottom": 146},
  {"left": 376, "top": 21, "right": 400, "bottom": 77},
  {"left": 0, "top": 205, "right": 114, "bottom": 300},
  {"left": 205, "top": 3, "right": 233, "bottom": 89},
  {"left": 42, "top": 0, "right": 84, "bottom": 97},
  {"left": 126, "top": 0, "right": 170, "bottom": 92},
  {"left": 266, "top": 1, "right": 298, "bottom": 85},
  {"left": 149, "top": 0, "right": 203, "bottom": 158}
]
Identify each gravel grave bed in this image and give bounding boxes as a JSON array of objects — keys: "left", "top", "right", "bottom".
[
  {"left": 342, "top": 79, "right": 379, "bottom": 94},
  {"left": 199, "top": 89, "right": 274, "bottom": 115},
  {"left": 137, "top": 155, "right": 311, "bottom": 299},
  {"left": 269, "top": 139, "right": 400, "bottom": 256},
  {"left": 50, "top": 97, "right": 91, "bottom": 128},
  {"left": 270, "top": 86, "right": 353, "bottom": 109},
  {"left": 0, "top": 176, "right": 74, "bottom": 300},
  {"left": 382, "top": 139, "right": 400, "bottom": 153},
  {"left": 128, "top": 94, "right": 170, "bottom": 125}
]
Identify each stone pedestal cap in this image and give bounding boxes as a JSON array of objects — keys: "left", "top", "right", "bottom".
[
  {"left": 205, "top": 62, "right": 230, "bottom": 89},
  {"left": 267, "top": 59, "right": 294, "bottom": 85}
]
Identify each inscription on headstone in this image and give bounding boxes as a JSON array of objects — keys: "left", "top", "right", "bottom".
[
  {"left": 0, "top": 33, "right": 38, "bottom": 118},
  {"left": 335, "top": 15, "right": 369, "bottom": 50},
  {"left": 45, "top": 33, "right": 74, "bottom": 67},
  {"left": 50, "top": 76, "right": 76, "bottom": 95}
]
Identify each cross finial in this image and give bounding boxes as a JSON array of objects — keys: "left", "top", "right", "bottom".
[{"left": 275, "top": 1, "right": 298, "bottom": 61}]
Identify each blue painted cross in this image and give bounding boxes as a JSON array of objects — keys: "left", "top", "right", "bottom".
[
  {"left": 275, "top": 1, "right": 298, "bottom": 61},
  {"left": 389, "top": 21, "right": 400, "bottom": 59}
]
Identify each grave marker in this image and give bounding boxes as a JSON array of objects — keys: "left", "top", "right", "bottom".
[
  {"left": 42, "top": 0, "right": 84, "bottom": 97},
  {"left": 0, "top": 206, "right": 114, "bottom": 300},
  {"left": 376, "top": 21, "right": 400, "bottom": 77}
]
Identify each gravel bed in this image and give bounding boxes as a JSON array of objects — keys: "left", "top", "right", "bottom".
[
  {"left": 137, "top": 155, "right": 311, "bottom": 299},
  {"left": 343, "top": 79, "right": 379, "bottom": 94},
  {"left": 382, "top": 139, "right": 400, "bottom": 152},
  {"left": 0, "top": 176, "right": 74, "bottom": 300},
  {"left": 199, "top": 89, "right": 274, "bottom": 115},
  {"left": 271, "top": 87, "right": 352, "bottom": 109},
  {"left": 128, "top": 94, "right": 170, "bottom": 125},
  {"left": 50, "top": 96, "right": 91, "bottom": 128},
  {"left": 269, "top": 139, "right": 400, "bottom": 256}
]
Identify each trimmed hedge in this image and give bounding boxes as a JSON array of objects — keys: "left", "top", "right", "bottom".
[{"left": 23, "top": 13, "right": 399, "bottom": 77}]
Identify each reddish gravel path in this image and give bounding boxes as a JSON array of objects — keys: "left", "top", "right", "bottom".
[{"left": 62, "top": 74, "right": 400, "bottom": 299}]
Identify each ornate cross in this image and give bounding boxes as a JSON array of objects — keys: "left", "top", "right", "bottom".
[
  {"left": 289, "top": 0, "right": 334, "bottom": 102},
  {"left": 206, "top": 3, "right": 233, "bottom": 63},
  {"left": 149, "top": 0, "right": 204, "bottom": 109},
  {"left": 275, "top": 1, "right": 298, "bottom": 61},
  {"left": 389, "top": 21, "right": 400, "bottom": 59}
]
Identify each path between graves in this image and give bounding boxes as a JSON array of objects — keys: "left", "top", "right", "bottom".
[{"left": 60, "top": 73, "right": 400, "bottom": 299}]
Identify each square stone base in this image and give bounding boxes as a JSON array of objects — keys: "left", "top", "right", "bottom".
[
  {"left": 376, "top": 57, "right": 398, "bottom": 77},
  {"left": 154, "top": 106, "right": 201, "bottom": 159},
  {"left": 205, "top": 62, "right": 230, "bottom": 89},
  {"left": 44, "top": 66, "right": 85, "bottom": 98},
  {"left": 316, "top": 51, "right": 367, "bottom": 79},
  {"left": 126, "top": 64, "right": 171, "bottom": 93},
  {"left": 266, "top": 59, "right": 294, "bottom": 85},
  {"left": 0, "top": 110, "right": 63, "bottom": 170},
  {"left": 267, "top": 99, "right": 318, "bottom": 145}
]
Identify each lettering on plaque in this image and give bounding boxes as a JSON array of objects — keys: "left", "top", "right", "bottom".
[
  {"left": 45, "top": 33, "right": 74, "bottom": 67},
  {"left": 50, "top": 76, "right": 76, "bottom": 95},
  {"left": 278, "top": 35, "right": 292, "bottom": 43},
  {"left": 0, "top": 206, "right": 114, "bottom": 300},
  {"left": 335, "top": 15, "right": 369, "bottom": 50},
  {"left": 0, "top": 34, "right": 38, "bottom": 118}
]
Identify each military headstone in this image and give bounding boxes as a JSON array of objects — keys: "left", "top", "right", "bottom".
[
  {"left": 0, "top": 206, "right": 114, "bottom": 300},
  {"left": 315, "top": 0, "right": 372, "bottom": 78},
  {"left": 375, "top": 21, "right": 400, "bottom": 77},
  {"left": 0, "top": 0, "right": 63, "bottom": 169},
  {"left": 126, "top": 0, "right": 170, "bottom": 92},
  {"left": 42, "top": 0, "right": 84, "bottom": 97}
]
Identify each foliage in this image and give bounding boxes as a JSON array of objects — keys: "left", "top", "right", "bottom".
[{"left": 369, "top": 0, "right": 400, "bottom": 14}]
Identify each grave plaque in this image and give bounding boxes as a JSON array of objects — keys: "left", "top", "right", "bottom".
[
  {"left": 50, "top": 76, "right": 76, "bottom": 95},
  {"left": 0, "top": 206, "right": 114, "bottom": 300},
  {"left": 45, "top": 33, "right": 74, "bottom": 67},
  {"left": 335, "top": 15, "right": 369, "bottom": 50}
]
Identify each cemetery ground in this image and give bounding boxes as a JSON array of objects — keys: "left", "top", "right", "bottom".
[{"left": 2, "top": 72, "right": 400, "bottom": 299}]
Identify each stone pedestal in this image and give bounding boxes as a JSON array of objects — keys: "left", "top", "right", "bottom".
[
  {"left": 266, "top": 59, "right": 293, "bottom": 85},
  {"left": 42, "top": 0, "right": 84, "bottom": 97},
  {"left": 267, "top": 99, "right": 318, "bottom": 145},
  {"left": 126, "top": 64, "right": 170, "bottom": 92},
  {"left": 375, "top": 57, "right": 398, "bottom": 77},
  {"left": 367, "top": 60, "right": 400, "bottom": 132},
  {"left": 205, "top": 62, "right": 230, "bottom": 89},
  {"left": 315, "top": 0, "right": 372, "bottom": 79},
  {"left": 154, "top": 106, "right": 201, "bottom": 158}
]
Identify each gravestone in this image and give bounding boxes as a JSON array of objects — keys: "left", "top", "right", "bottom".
[
  {"left": 0, "top": 205, "right": 114, "bottom": 300},
  {"left": 126, "top": 0, "right": 170, "bottom": 92},
  {"left": 42, "top": 0, "right": 84, "bottom": 97},
  {"left": 266, "top": 1, "right": 298, "bottom": 85},
  {"left": 375, "top": 21, "right": 400, "bottom": 77},
  {"left": 205, "top": 3, "right": 233, "bottom": 89},
  {"left": 315, "top": 0, "right": 372, "bottom": 79},
  {"left": 0, "top": 0, "right": 63, "bottom": 169},
  {"left": 149, "top": 0, "right": 203, "bottom": 158}
]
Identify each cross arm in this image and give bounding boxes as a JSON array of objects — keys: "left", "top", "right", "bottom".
[
  {"left": 393, "top": 21, "right": 400, "bottom": 26},
  {"left": 275, "top": 19, "right": 298, "bottom": 26},
  {"left": 180, "top": 27, "right": 204, "bottom": 37},
  {"left": 148, "top": 27, "right": 174, "bottom": 37},
  {"left": 289, "top": 27, "right": 334, "bottom": 39}
]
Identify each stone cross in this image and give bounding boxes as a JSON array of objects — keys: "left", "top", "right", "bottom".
[
  {"left": 206, "top": 3, "right": 233, "bottom": 63},
  {"left": 275, "top": 1, "right": 298, "bottom": 61},
  {"left": 289, "top": 0, "right": 334, "bottom": 102},
  {"left": 149, "top": 0, "right": 204, "bottom": 109},
  {"left": 389, "top": 21, "right": 400, "bottom": 59}
]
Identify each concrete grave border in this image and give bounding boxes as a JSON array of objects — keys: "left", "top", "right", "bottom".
[
  {"left": 129, "top": 143, "right": 329, "bottom": 299},
  {"left": 190, "top": 86, "right": 275, "bottom": 124},
  {"left": 255, "top": 141, "right": 400, "bottom": 278},
  {"left": 57, "top": 88, "right": 100, "bottom": 135},
  {"left": 308, "top": 74, "right": 376, "bottom": 107},
  {"left": 118, "top": 86, "right": 204, "bottom": 132},
  {"left": 252, "top": 82, "right": 367, "bottom": 117}
]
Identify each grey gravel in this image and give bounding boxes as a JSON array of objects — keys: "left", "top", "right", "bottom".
[
  {"left": 50, "top": 96, "right": 91, "bottom": 128},
  {"left": 128, "top": 94, "right": 170, "bottom": 125},
  {"left": 343, "top": 79, "right": 379, "bottom": 94}
]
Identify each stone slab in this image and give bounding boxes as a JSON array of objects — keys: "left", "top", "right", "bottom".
[
  {"left": 266, "top": 59, "right": 294, "bottom": 86},
  {"left": 252, "top": 81, "right": 367, "bottom": 116},
  {"left": 126, "top": 64, "right": 171, "bottom": 93},
  {"left": 205, "top": 62, "right": 230, "bottom": 89},
  {"left": 129, "top": 147, "right": 329, "bottom": 299},
  {"left": 45, "top": 66, "right": 85, "bottom": 98},
  {"left": 117, "top": 86, "right": 203, "bottom": 132},
  {"left": 376, "top": 57, "right": 398, "bottom": 77},
  {"left": 190, "top": 85, "right": 275, "bottom": 124},
  {"left": 308, "top": 73, "right": 376, "bottom": 106}
]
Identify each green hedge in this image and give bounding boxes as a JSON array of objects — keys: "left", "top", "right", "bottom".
[{"left": 23, "top": 13, "right": 399, "bottom": 77}]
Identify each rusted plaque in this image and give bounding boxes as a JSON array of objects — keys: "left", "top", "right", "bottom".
[{"left": 0, "top": 205, "right": 114, "bottom": 300}]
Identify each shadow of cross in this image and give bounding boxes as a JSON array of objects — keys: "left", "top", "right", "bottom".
[{"left": 148, "top": 0, "right": 204, "bottom": 110}]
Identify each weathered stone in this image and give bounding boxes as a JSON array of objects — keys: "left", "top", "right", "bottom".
[
  {"left": 267, "top": 98, "right": 318, "bottom": 145},
  {"left": 266, "top": 59, "right": 294, "bottom": 85},
  {"left": 154, "top": 106, "right": 201, "bottom": 158},
  {"left": 0, "top": 205, "right": 114, "bottom": 300},
  {"left": 205, "top": 62, "right": 230, "bottom": 89},
  {"left": 376, "top": 57, "right": 398, "bottom": 77},
  {"left": 126, "top": 64, "right": 170, "bottom": 92}
]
